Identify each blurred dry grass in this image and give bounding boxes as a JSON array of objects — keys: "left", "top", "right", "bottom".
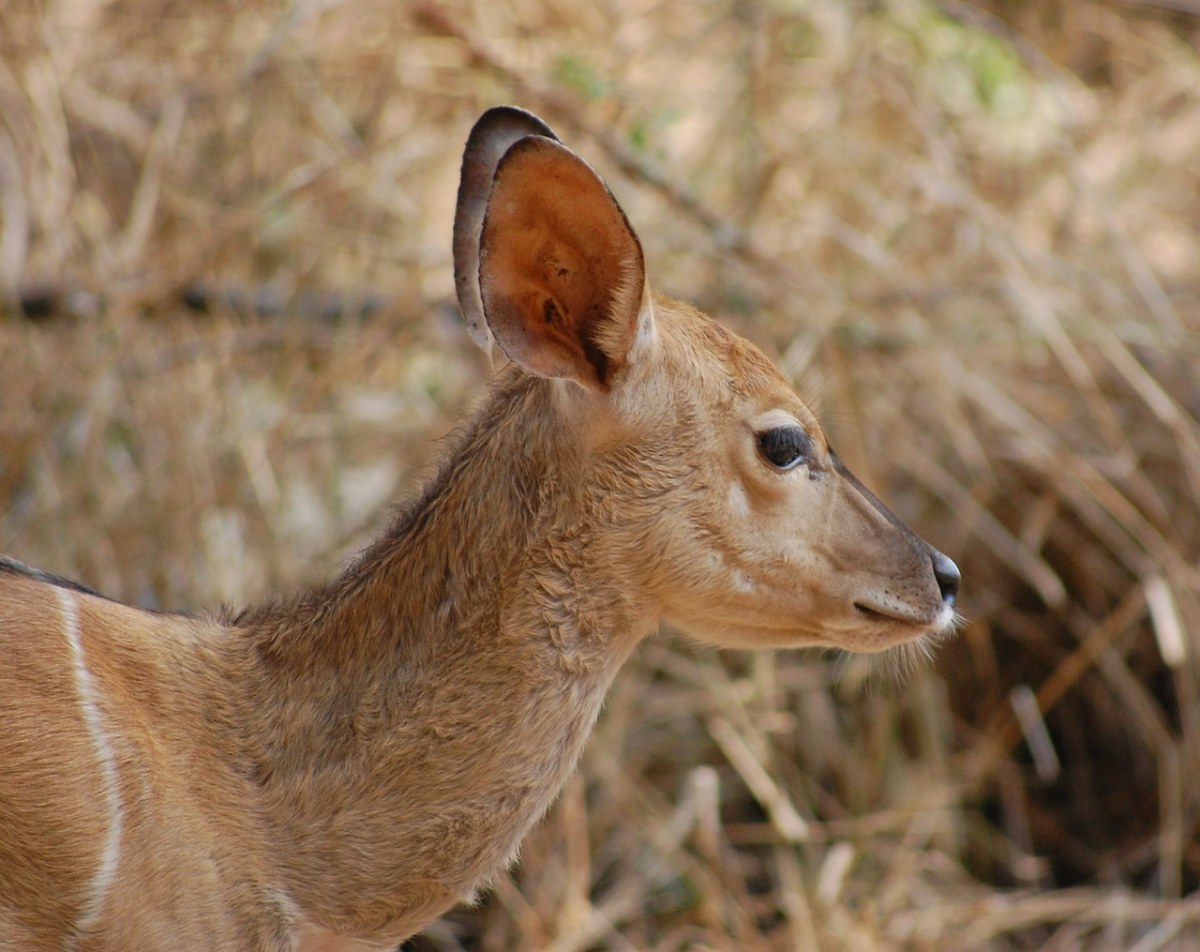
[{"left": 3, "top": 0, "right": 1200, "bottom": 948}]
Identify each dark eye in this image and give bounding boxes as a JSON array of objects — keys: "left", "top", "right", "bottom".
[{"left": 757, "top": 426, "right": 812, "bottom": 470}]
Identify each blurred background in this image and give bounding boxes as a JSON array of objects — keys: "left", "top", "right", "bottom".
[{"left": 2, "top": 0, "right": 1199, "bottom": 948}]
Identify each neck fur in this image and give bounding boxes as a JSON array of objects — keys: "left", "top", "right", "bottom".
[{"left": 233, "top": 371, "right": 657, "bottom": 940}]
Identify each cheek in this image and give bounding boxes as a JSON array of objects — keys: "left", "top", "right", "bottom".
[
  {"left": 732, "top": 473, "right": 830, "bottom": 560},
  {"left": 724, "top": 479, "right": 858, "bottom": 611}
]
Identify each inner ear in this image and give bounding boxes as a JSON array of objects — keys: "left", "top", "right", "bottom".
[{"left": 478, "top": 136, "right": 646, "bottom": 390}]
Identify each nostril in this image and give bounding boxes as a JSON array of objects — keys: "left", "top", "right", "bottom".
[{"left": 931, "top": 550, "right": 961, "bottom": 608}]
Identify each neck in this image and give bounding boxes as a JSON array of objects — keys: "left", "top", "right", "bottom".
[{"left": 236, "top": 373, "right": 658, "bottom": 942}]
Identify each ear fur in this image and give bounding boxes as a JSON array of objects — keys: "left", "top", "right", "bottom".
[{"left": 476, "top": 134, "right": 647, "bottom": 391}]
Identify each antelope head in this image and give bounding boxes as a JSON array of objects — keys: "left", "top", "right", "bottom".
[{"left": 454, "top": 106, "right": 960, "bottom": 659}]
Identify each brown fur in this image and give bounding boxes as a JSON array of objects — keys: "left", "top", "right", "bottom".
[{"left": 0, "top": 108, "right": 958, "bottom": 951}]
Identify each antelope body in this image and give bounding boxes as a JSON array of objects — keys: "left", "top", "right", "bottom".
[{"left": 0, "top": 108, "right": 960, "bottom": 951}]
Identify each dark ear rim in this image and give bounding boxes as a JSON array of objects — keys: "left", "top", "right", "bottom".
[{"left": 453, "top": 107, "right": 559, "bottom": 354}]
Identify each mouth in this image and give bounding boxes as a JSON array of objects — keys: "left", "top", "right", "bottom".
[
  {"left": 852, "top": 601, "right": 926, "bottom": 624},
  {"left": 853, "top": 600, "right": 958, "bottom": 636},
  {"left": 852, "top": 601, "right": 889, "bottom": 621}
]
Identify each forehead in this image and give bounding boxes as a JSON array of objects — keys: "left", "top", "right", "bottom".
[{"left": 656, "top": 296, "right": 794, "bottom": 404}]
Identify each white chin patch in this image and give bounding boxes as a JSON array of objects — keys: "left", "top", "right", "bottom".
[{"left": 931, "top": 601, "right": 959, "bottom": 634}]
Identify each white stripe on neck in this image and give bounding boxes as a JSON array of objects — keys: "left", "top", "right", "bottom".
[{"left": 57, "top": 587, "right": 123, "bottom": 948}]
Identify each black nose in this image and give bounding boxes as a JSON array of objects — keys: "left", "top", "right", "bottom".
[{"left": 931, "top": 550, "right": 961, "bottom": 608}]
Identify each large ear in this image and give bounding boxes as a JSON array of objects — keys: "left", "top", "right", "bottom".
[
  {"left": 478, "top": 135, "right": 648, "bottom": 391},
  {"left": 453, "top": 107, "right": 559, "bottom": 356}
]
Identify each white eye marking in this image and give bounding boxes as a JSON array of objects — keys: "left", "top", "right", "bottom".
[
  {"left": 752, "top": 409, "right": 804, "bottom": 432},
  {"left": 727, "top": 482, "right": 750, "bottom": 518}
]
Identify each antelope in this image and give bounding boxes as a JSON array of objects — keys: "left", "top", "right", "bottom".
[{"left": 0, "top": 106, "right": 961, "bottom": 952}]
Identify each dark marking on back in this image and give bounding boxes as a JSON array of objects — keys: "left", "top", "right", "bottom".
[
  {"left": 0, "top": 555, "right": 194, "bottom": 616},
  {"left": 0, "top": 555, "right": 109, "bottom": 600}
]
